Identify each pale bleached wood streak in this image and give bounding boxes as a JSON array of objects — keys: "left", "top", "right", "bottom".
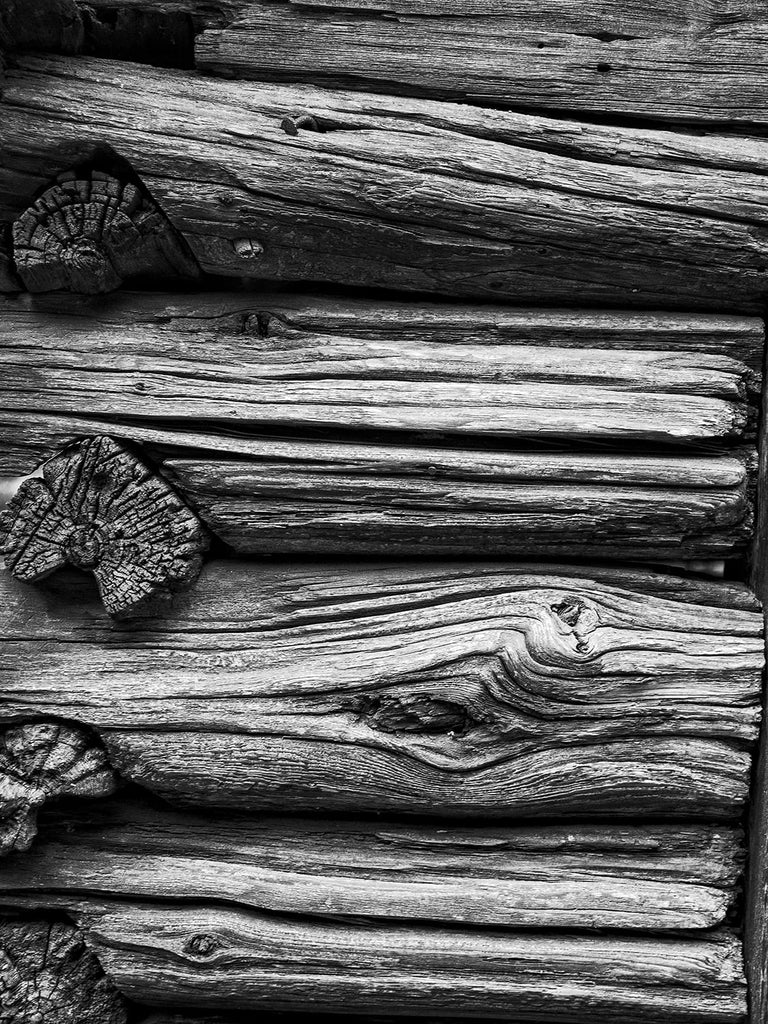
[
  {"left": 5, "top": 58, "right": 768, "bottom": 307},
  {"left": 1, "top": 562, "right": 762, "bottom": 818},
  {"left": 0, "top": 798, "right": 744, "bottom": 931}
]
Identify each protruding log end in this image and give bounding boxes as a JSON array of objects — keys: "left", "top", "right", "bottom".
[
  {"left": 0, "top": 918, "right": 128, "bottom": 1024},
  {"left": 0, "top": 436, "right": 209, "bottom": 616},
  {"left": 0, "top": 722, "right": 116, "bottom": 856},
  {"left": 11, "top": 169, "right": 199, "bottom": 293}
]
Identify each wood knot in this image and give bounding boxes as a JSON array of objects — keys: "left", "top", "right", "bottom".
[
  {"left": 0, "top": 436, "right": 208, "bottom": 616},
  {"left": 0, "top": 722, "right": 116, "bottom": 857},
  {"left": 184, "top": 933, "right": 222, "bottom": 958},
  {"left": 363, "top": 693, "right": 469, "bottom": 735},
  {"left": 12, "top": 168, "right": 199, "bottom": 294},
  {"left": 550, "top": 596, "right": 598, "bottom": 651},
  {"left": 551, "top": 598, "right": 585, "bottom": 627}
]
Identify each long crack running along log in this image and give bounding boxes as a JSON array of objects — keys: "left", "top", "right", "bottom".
[
  {"left": 1, "top": 561, "right": 762, "bottom": 819},
  {"left": 5, "top": 57, "right": 768, "bottom": 307},
  {"left": 0, "top": 435, "right": 208, "bottom": 616}
]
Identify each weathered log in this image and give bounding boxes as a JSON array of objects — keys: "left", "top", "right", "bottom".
[
  {"left": 0, "top": 722, "right": 116, "bottom": 857},
  {"left": 194, "top": 0, "right": 768, "bottom": 129},
  {"left": 1, "top": 561, "right": 761, "bottom": 818},
  {"left": 0, "top": 798, "right": 744, "bottom": 931},
  {"left": 0, "top": 436, "right": 208, "bottom": 616},
  {"left": 4, "top": 1, "right": 768, "bottom": 130},
  {"left": 0, "top": 916, "right": 129, "bottom": 1024},
  {"left": 0, "top": 293, "right": 759, "bottom": 559},
  {"left": 163, "top": 447, "right": 754, "bottom": 560},
  {"left": 5, "top": 57, "right": 768, "bottom": 307},
  {"left": 51, "top": 902, "right": 751, "bottom": 1023}
]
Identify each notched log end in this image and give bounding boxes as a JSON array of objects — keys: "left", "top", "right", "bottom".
[
  {"left": 11, "top": 168, "right": 199, "bottom": 294},
  {"left": 0, "top": 435, "right": 209, "bottom": 616},
  {"left": 0, "top": 722, "right": 116, "bottom": 857},
  {"left": 0, "top": 917, "right": 128, "bottom": 1024}
]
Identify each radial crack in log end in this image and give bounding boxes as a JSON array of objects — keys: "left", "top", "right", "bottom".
[
  {"left": 0, "top": 917, "right": 128, "bottom": 1024},
  {"left": 0, "top": 722, "right": 116, "bottom": 857},
  {"left": 11, "top": 168, "right": 199, "bottom": 294},
  {"left": 0, "top": 435, "right": 209, "bottom": 616}
]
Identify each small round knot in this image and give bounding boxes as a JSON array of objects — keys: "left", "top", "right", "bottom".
[
  {"left": 65, "top": 523, "right": 105, "bottom": 569},
  {"left": 184, "top": 933, "right": 222, "bottom": 958}
]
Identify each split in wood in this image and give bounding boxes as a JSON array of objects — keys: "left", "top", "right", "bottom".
[
  {"left": 0, "top": 435, "right": 208, "bottom": 616},
  {"left": 11, "top": 167, "right": 199, "bottom": 293},
  {"left": 0, "top": 916, "right": 128, "bottom": 1024},
  {"left": 0, "top": 722, "right": 116, "bottom": 857},
  {"left": 1, "top": 561, "right": 761, "bottom": 819}
]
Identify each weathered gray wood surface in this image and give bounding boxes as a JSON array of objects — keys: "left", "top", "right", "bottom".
[
  {"left": 0, "top": 799, "right": 744, "bottom": 931},
  {"left": 0, "top": 293, "right": 759, "bottom": 559},
  {"left": 1, "top": 562, "right": 762, "bottom": 818},
  {"left": 40, "top": 902, "right": 752, "bottom": 1023},
  {"left": 4, "top": 1, "right": 768, "bottom": 129},
  {"left": 0, "top": 435, "right": 208, "bottom": 616},
  {"left": 0, "top": 721, "right": 116, "bottom": 857},
  {"left": 0, "top": 917, "right": 129, "bottom": 1024},
  {"left": 164, "top": 448, "right": 753, "bottom": 560},
  {"left": 4, "top": 57, "right": 768, "bottom": 307}
]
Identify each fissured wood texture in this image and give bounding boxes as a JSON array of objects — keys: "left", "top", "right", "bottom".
[
  {"left": 3, "top": 57, "right": 768, "bottom": 307},
  {"left": 1, "top": 562, "right": 762, "bottom": 819},
  {"left": 0, "top": 293, "right": 760, "bottom": 561}
]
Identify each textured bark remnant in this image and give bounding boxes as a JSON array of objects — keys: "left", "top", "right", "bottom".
[
  {"left": 0, "top": 917, "right": 128, "bottom": 1024},
  {"left": 0, "top": 435, "right": 208, "bottom": 615},
  {"left": 12, "top": 168, "right": 199, "bottom": 293},
  {"left": 0, "top": 722, "right": 116, "bottom": 856}
]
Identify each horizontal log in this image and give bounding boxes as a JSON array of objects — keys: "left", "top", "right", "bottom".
[
  {"left": 1, "top": 561, "right": 762, "bottom": 818},
  {"left": 194, "top": 0, "right": 768, "bottom": 129},
  {"left": 5, "top": 58, "right": 768, "bottom": 307},
  {"left": 0, "top": 297, "right": 755, "bottom": 444},
  {"left": 163, "top": 447, "right": 754, "bottom": 560},
  {"left": 57, "top": 902, "right": 752, "bottom": 1022},
  {"left": 0, "top": 799, "right": 743, "bottom": 931},
  {"left": 0, "top": 293, "right": 759, "bottom": 559},
  {"left": 4, "top": 1, "right": 768, "bottom": 130}
]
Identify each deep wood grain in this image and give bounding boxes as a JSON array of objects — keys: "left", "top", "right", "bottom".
[
  {"left": 0, "top": 300, "right": 753, "bottom": 443},
  {"left": 0, "top": 917, "right": 129, "bottom": 1024},
  {"left": 0, "top": 292, "right": 759, "bottom": 560},
  {"left": 4, "top": 1, "right": 768, "bottom": 129},
  {"left": 50, "top": 902, "right": 751, "bottom": 1023},
  {"left": 163, "top": 447, "right": 754, "bottom": 560},
  {"left": 1, "top": 561, "right": 761, "bottom": 818},
  {"left": 193, "top": 0, "right": 768, "bottom": 129},
  {"left": 0, "top": 799, "right": 744, "bottom": 931},
  {"left": 5, "top": 58, "right": 768, "bottom": 307}
]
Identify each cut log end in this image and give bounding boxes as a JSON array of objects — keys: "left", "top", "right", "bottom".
[
  {"left": 0, "top": 917, "right": 129, "bottom": 1024},
  {"left": 0, "top": 722, "right": 116, "bottom": 856},
  {"left": 11, "top": 168, "right": 199, "bottom": 294},
  {"left": 0, "top": 435, "right": 209, "bottom": 616}
]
